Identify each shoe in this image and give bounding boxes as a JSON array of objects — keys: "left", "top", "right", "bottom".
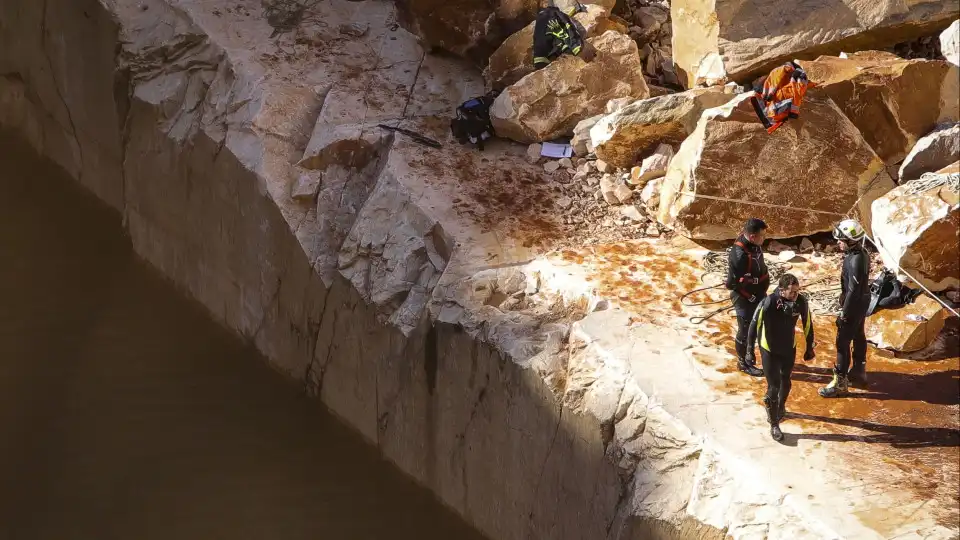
[
  {"left": 738, "top": 361, "right": 764, "bottom": 377},
  {"left": 819, "top": 372, "right": 849, "bottom": 398},
  {"left": 764, "top": 397, "right": 784, "bottom": 442},
  {"left": 848, "top": 364, "right": 868, "bottom": 388},
  {"left": 777, "top": 400, "right": 787, "bottom": 422}
]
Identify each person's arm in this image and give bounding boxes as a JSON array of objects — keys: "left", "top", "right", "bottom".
[
  {"left": 840, "top": 253, "right": 868, "bottom": 321},
  {"left": 745, "top": 299, "right": 766, "bottom": 362},
  {"left": 799, "top": 294, "right": 815, "bottom": 359}
]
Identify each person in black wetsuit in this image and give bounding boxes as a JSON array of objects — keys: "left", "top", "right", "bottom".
[
  {"left": 820, "top": 219, "right": 871, "bottom": 397},
  {"left": 725, "top": 218, "right": 770, "bottom": 376},
  {"left": 745, "top": 273, "right": 816, "bottom": 442}
]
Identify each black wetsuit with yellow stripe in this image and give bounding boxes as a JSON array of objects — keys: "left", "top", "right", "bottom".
[
  {"left": 746, "top": 290, "right": 815, "bottom": 410},
  {"left": 533, "top": 7, "right": 583, "bottom": 69}
]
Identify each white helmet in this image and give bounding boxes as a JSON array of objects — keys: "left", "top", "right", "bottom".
[{"left": 833, "top": 219, "right": 865, "bottom": 243}]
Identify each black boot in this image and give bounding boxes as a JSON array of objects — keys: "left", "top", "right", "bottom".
[
  {"left": 764, "top": 397, "right": 784, "bottom": 442},
  {"left": 738, "top": 355, "right": 764, "bottom": 377},
  {"left": 848, "top": 363, "right": 868, "bottom": 388},
  {"left": 777, "top": 399, "right": 787, "bottom": 423},
  {"left": 740, "top": 362, "right": 763, "bottom": 377},
  {"left": 819, "top": 370, "right": 849, "bottom": 398}
]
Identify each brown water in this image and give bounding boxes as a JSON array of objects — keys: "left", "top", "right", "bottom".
[{"left": 0, "top": 135, "right": 487, "bottom": 540}]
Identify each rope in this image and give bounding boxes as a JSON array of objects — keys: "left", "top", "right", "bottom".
[
  {"left": 678, "top": 192, "right": 845, "bottom": 216},
  {"left": 681, "top": 284, "right": 727, "bottom": 306},
  {"left": 901, "top": 171, "right": 960, "bottom": 195},
  {"left": 690, "top": 305, "right": 735, "bottom": 325},
  {"left": 805, "top": 287, "right": 842, "bottom": 315},
  {"left": 684, "top": 249, "right": 793, "bottom": 324},
  {"left": 847, "top": 205, "right": 960, "bottom": 319},
  {"left": 674, "top": 171, "right": 960, "bottom": 320}
]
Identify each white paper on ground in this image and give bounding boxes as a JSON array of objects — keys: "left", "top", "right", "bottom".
[{"left": 541, "top": 142, "right": 573, "bottom": 158}]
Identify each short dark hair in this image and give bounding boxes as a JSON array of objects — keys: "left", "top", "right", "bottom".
[
  {"left": 744, "top": 218, "right": 768, "bottom": 235},
  {"left": 779, "top": 273, "right": 799, "bottom": 289}
]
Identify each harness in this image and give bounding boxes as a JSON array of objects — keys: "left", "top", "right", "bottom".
[{"left": 735, "top": 240, "right": 768, "bottom": 300}]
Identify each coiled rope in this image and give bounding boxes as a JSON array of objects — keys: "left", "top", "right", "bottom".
[{"left": 682, "top": 249, "right": 793, "bottom": 324}]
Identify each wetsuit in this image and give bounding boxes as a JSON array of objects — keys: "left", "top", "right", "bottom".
[
  {"left": 836, "top": 246, "right": 870, "bottom": 375},
  {"left": 746, "top": 290, "right": 815, "bottom": 417},
  {"left": 725, "top": 235, "right": 770, "bottom": 366},
  {"left": 533, "top": 7, "right": 583, "bottom": 70}
]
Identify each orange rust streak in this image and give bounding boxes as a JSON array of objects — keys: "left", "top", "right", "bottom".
[{"left": 561, "top": 239, "right": 959, "bottom": 529}]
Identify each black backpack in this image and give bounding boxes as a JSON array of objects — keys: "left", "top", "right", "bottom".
[
  {"left": 867, "top": 269, "right": 922, "bottom": 316},
  {"left": 451, "top": 91, "right": 499, "bottom": 151}
]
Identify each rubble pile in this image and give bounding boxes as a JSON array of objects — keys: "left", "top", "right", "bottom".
[
  {"left": 617, "top": 0, "right": 678, "bottom": 90},
  {"left": 526, "top": 144, "right": 666, "bottom": 247},
  {"left": 888, "top": 34, "right": 945, "bottom": 61}
]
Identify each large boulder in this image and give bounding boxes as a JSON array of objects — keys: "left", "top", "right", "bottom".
[
  {"left": 670, "top": 0, "right": 959, "bottom": 88},
  {"left": 589, "top": 87, "right": 734, "bottom": 167},
  {"left": 802, "top": 52, "right": 959, "bottom": 167},
  {"left": 899, "top": 123, "right": 960, "bottom": 181},
  {"left": 490, "top": 31, "right": 649, "bottom": 144},
  {"left": 484, "top": 4, "right": 626, "bottom": 90},
  {"left": 871, "top": 173, "right": 960, "bottom": 293},
  {"left": 865, "top": 295, "right": 947, "bottom": 352},
  {"left": 556, "top": 0, "right": 616, "bottom": 12},
  {"left": 656, "top": 92, "right": 896, "bottom": 240},
  {"left": 394, "top": 0, "right": 537, "bottom": 63},
  {"left": 942, "top": 20, "right": 960, "bottom": 67}
]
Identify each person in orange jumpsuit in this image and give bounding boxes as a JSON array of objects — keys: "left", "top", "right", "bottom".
[{"left": 752, "top": 61, "right": 813, "bottom": 134}]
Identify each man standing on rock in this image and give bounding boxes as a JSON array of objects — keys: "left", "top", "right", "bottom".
[
  {"left": 745, "top": 273, "right": 816, "bottom": 442},
  {"left": 820, "top": 219, "right": 871, "bottom": 397},
  {"left": 726, "top": 218, "right": 770, "bottom": 377}
]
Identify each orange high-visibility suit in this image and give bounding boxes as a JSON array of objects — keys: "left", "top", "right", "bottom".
[{"left": 753, "top": 62, "right": 813, "bottom": 134}]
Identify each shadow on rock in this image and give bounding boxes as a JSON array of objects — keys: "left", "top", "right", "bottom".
[{"left": 785, "top": 413, "right": 960, "bottom": 449}]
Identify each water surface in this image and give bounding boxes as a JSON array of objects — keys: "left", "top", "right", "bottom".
[{"left": 0, "top": 134, "right": 487, "bottom": 540}]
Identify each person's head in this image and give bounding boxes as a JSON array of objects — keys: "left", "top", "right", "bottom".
[
  {"left": 833, "top": 219, "right": 865, "bottom": 251},
  {"left": 743, "top": 218, "right": 768, "bottom": 246},
  {"left": 778, "top": 273, "right": 800, "bottom": 301}
]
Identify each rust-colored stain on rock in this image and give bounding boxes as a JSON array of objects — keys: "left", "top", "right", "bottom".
[{"left": 557, "top": 239, "right": 959, "bottom": 529}]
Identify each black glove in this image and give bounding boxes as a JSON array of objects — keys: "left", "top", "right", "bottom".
[
  {"left": 835, "top": 316, "right": 847, "bottom": 329},
  {"left": 744, "top": 351, "right": 756, "bottom": 366},
  {"left": 803, "top": 348, "right": 815, "bottom": 361}
]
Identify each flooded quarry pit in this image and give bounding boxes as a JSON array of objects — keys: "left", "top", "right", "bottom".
[
  {"left": 0, "top": 0, "right": 958, "bottom": 539},
  {"left": 0, "top": 133, "right": 487, "bottom": 540}
]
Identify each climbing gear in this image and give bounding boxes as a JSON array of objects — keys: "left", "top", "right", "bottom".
[
  {"left": 764, "top": 397, "right": 784, "bottom": 442},
  {"left": 681, "top": 249, "right": 789, "bottom": 325},
  {"left": 727, "top": 237, "right": 771, "bottom": 303},
  {"left": 752, "top": 61, "right": 812, "bottom": 134},
  {"left": 377, "top": 124, "right": 442, "bottom": 149},
  {"left": 833, "top": 218, "right": 865, "bottom": 243},
  {"left": 848, "top": 363, "right": 868, "bottom": 388},
  {"left": 866, "top": 269, "right": 922, "bottom": 316},
  {"left": 450, "top": 92, "right": 499, "bottom": 151},
  {"left": 818, "top": 371, "right": 849, "bottom": 398},
  {"left": 533, "top": 6, "right": 584, "bottom": 69}
]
